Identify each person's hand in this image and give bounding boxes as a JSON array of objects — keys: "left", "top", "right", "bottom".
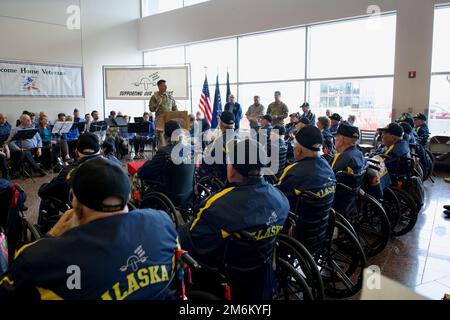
[
  {"left": 0, "top": 151, "right": 5, "bottom": 157},
  {"left": 48, "top": 209, "right": 79, "bottom": 237},
  {"left": 36, "top": 148, "right": 42, "bottom": 157}
]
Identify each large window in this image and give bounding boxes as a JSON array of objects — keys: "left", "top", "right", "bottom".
[
  {"left": 429, "top": 6, "right": 450, "bottom": 136},
  {"left": 144, "top": 13, "right": 397, "bottom": 130},
  {"left": 142, "top": 0, "right": 209, "bottom": 17}
]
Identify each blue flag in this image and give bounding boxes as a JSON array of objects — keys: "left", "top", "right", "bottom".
[
  {"left": 226, "top": 72, "right": 232, "bottom": 104},
  {"left": 211, "top": 75, "right": 222, "bottom": 129}
]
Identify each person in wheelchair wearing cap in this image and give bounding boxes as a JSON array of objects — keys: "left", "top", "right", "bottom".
[
  {"left": 38, "top": 133, "right": 103, "bottom": 232},
  {"left": 413, "top": 113, "right": 430, "bottom": 147},
  {"left": 329, "top": 113, "right": 342, "bottom": 135},
  {"left": 202, "top": 111, "right": 239, "bottom": 183},
  {"left": 375, "top": 122, "right": 410, "bottom": 177},
  {"left": 0, "top": 157, "right": 178, "bottom": 300},
  {"left": 330, "top": 122, "right": 366, "bottom": 175},
  {"left": 277, "top": 125, "right": 336, "bottom": 210},
  {"left": 179, "top": 139, "right": 289, "bottom": 300}
]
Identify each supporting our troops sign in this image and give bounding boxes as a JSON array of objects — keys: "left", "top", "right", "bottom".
[
  {"left": 0, "top": 60, "right": 84, "bottom": 98},
  {"left": 104, "top": 66, "right": 189, "bottom": 100}
]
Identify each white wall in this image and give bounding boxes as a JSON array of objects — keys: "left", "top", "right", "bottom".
[
  {"left": 139, "top": 0, "right": 450, "bottom": 118},
  {"left": 0, "top": 0, "right": 143, "bottom": 125}
]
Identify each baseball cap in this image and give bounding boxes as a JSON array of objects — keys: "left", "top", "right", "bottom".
[
  {"left": 337, "top": 121, "right": 360, "bottom": 139},
  {"left": 76, "top": 133, "right": 100, "bottom": 155},
  {"left": 220, "top": 111, "right": 235, "bottom": 125},
  {"left": 330, "top": 113, "right": 342, "bottom": 121},
  {"left": 300, "top": 102, "right": 310, "bottom": 109},
  {"left": 399, "top": 122, "right": 413, "bottom": 135},
  {"left": 69, "top": 157, "right": 131, "bottom": 212},
  {"left": 165, "top": 120, "right": 182, "bottom": 138},
  {"left": 413, "top": 113, "right": 427, "bottom": 121},
  {"left": 290, "top": 113, "right": 300, "bottom": 118},
  {"left": 229, "top": 139, "right": 267, "bottom": 177},
  {"left": 397, "top": 113, "right": 415, "bottom": 128},
  {"left": 379, "top": 123, "right": 404, "bottom": 137},
  {"left": 260, "top": 114, "right": 273, "bottom": 123},
  {"left": 295, "top": 125, "right": 323, "bottom": 152},
  {"left": 298, "top": 117, "right": 310, "bottom": 125}
]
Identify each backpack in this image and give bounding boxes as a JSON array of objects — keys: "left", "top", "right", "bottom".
[{"left": 0, "top": 179, "right": 27, "bottom": 266}]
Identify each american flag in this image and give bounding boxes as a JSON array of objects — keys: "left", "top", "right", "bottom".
[{"left": 198, "top": 76, "right": 212, "bottom": 124}]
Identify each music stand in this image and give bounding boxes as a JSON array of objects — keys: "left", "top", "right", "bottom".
[
  {"left": 105, "top": 118, "right": 116, "bottom": 127},
  {"left": 128, "top": 122, "right": 153, "bottom": 158},
  {"left": 52, "top": 121, "right": 74, "bottom": 173},
  {"left": 134, "top": 117, "right": 144, "bottom": 123},
  {"left": 90, "top": 121, "right": 107, "bottom": 143},
  {"left": 11, "top": 129, "right": 39, "bottom": 181},
  {"left": 114, "top": 117, "right": 128, "bottom": 127},
  {"left": 75, "top": 122, "right": 86, "bottom": 133}
]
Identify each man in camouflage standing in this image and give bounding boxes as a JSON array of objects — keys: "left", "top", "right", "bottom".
[
  {"left": 267, "top": 91, "right": 289, "bottom": 127},
  {"left": 149, "top": 79, "right": 178, "bottom": 146}
]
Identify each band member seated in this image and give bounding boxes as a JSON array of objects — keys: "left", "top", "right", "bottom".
[
  {"left": 7, "top": 114, "right": 46, "bottom": 177},
  {"left": 179, "top": 139, "right": 289, "bottom": 300},
  {"left": 133, "top": 112, "right": 155, "bottom": 160},
  {"left": 0, "top": 157, "right": 178, "bottom": 300}
]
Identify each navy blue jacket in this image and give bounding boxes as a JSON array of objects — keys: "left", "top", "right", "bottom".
[
  {"left": 224, "top": 102, "right": 243, "bottom": 129},
  {"left": 277, "top": 156, "right": 336, "bottom": 210},
  {"left": 376, "top": 140, "right": 410, "bottom": 176},
  {"left": 179, "top": 178, "right": 289, "bottom": 269},
  {"left": 415, "top": 124, "right": 430, "bottom": 147},
  {"left": 0, "top": 209, "right": 178, "bottom": 300},
  {"left": 330, "top": 146, "right": 367, "bottom": 175},
  {"left": 321, "top": 129, "right": 336, "bottom": 156},
  {"left": 0, "top": 122, "right": 12, "bottom": 143},
  {"left": 330, "top": 124, "right": 339, "bottom": 135},
  {"left": 301, "top": 111, "right": 316, "bottom": 126}
]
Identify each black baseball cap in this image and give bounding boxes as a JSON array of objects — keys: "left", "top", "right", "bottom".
[
  {"left": 260, "top": 114, "right": 273, "bottom": 123},
  {"left": 298, "top": 117, "right": 310, "bottom": 125},
  {"left": 337, "top": 121, "right": 360, "bottom": 139},
  {"left": 397, "top": 113, "right": 415, "bottom": 128},
  {"left": 165, "top": 120, "right": 182, "bottom": 138},
  {"left": 413, "top": 113, "right": 427, "bottom": 121},
  {"left": 69, "top": 157, "right": 131, "bottom": 212},
  {"left": 230, "top": 139, "right": 267, "bottom": 177},
  {"left": 300, "top": 102, "right": 310, "bottom": 109},
  {"left": 76, "top": 133, "right": 100, "bottom": 155},
  {"left": 330, "top": 113, "right": 342, "bottom": 121},
  {"left": 399, "top": 122, "right": 413, "bottom": 134},
  {"left": 290, "top": 113, "right": 300, "bottom": 118},
  {"left": 379, "top": 123, "right": 404, "bottom": 137},
  {"left": 220, "top": 111, "right": 235, "bottom": 125},
  {"left": 295, "top": 125, "right": 323, "bottom": 152}
]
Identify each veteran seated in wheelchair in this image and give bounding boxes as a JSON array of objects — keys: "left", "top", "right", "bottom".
[
  {"left": 137, "top": 120, "right": 195, "bottom": 209},
  {"left": 179, "top": 139, "right": 290, "bottom": 300},
  {"left": 37, "top": 133, "right": 102, "bottom": 234},
  {"left": 0, "top": 157, "right": 179, "bottom": 301}
]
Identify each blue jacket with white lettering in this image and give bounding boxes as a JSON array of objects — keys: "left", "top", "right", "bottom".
[
  {"left": 179, "top": 177, "right": 289, "bottom": 269},
  {"left": 0, "top": 209, "right": 178, "bottom": 300}
]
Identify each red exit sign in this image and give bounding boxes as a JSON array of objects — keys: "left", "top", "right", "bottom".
[{"left": 409, "top": 71, "right": 417, "bottom": 78}]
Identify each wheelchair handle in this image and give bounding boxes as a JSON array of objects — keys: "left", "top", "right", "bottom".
[
  {"left": 179, "top": 251, "right": 200, "bottom": 270},
  {"left": 336, "top": 182, "right": 358, "bottom": 193},
  {"left": 288, "top": 211, "right": 298, "bottom": 220},
  {"left": 366, "top": 158, "right": 381, "bottom": 165}
]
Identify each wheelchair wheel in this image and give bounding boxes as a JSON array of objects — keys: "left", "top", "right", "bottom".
[
  {"left": 139, "top": 192, "right": 180, "bottom": 227},
  {"left": 354, "top": 193, "right": 391, "bottom": 257},
  {"left": 422, "top": 149, "right": 435, "bottom": 182},
  {"left": 316, "top": 221, "right": 367, "bottom": 298},
  {"left": 186, "top": 290, "right": 221, "bottom": 301},
  {"left": 274, "top": 257, "right": 314, "bottom": 300},
  {"left": 405, "top": 177, "right": 425, "bottom": 211},
  {"left": 197, "top": 176, "right": 225, "bottom": 194},
  {"left": 335, "top": 211, "right": 357, "bottom": 237},
  {"left": 390, "top": 187, "right": 418, "bottom": 237},
  {"left": 381, "top": 187, "right": 401, "bottom": 230},
  {"left": 276, "top": 233, "right": 324, "bottom": 300}
]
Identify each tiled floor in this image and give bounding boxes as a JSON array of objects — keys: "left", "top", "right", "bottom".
[{"left": 10, "top": 166, "right": 450, "bottom": 300}]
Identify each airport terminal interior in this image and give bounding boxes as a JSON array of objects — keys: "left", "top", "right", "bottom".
[{"left": 0, "top": 0, "right": 450, "bottom": 301}]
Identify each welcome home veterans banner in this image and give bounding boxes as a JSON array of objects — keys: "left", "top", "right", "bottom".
[
  {"left": 104, "top": 66, "right": 189, "bottom": 100},
  {"left": 0, "top": 60, "right": 84, "bottom": 98}
]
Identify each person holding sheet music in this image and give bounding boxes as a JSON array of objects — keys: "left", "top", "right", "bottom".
[
  {"left": 84, "top": 113, "right": 92, "bottom": 132},
  {"left": 90, "top": 110, "right": 106, "bottom": 143},
  {"left": 6, "top": 114, "right": 46, "bottom": 177},
  {"left": 65, "top": 116, "right": 80, "bottom": 159},
  {"left": 118, "top": 115, "right": 134, "bottom": 158}
]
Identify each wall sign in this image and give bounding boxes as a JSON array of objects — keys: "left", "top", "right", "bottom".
[
  {"left": 0, "top": 60, "right": 84, "bottom": 98},
  {"left": 104, "top": 66, "right": 189, "bottom": 100}
]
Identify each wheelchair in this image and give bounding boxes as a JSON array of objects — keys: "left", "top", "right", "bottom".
[
  {"left": 284, "top": 190, "right": 367, "bottom": 298},
  {"left": 183, "top": 230, "right": 316, "bottom": 301},
  {"left": 333, "top": 169, "right": 391, "bottom": 257}
]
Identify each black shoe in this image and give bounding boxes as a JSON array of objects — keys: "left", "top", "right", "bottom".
[
  {"left": 444, "top": 210, "right": 450, "bottom": 218},
  {"left": 444, "top": 205, "right": 450, "bottom": 210}
]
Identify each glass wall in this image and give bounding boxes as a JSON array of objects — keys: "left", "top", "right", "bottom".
[
  {"left": 429, "top": 6, "right": 450, "bottom": 136},
  {"left": 144, "top": 13, "right": 397, "bottom": 130},
  {"left": 142, "top": 0, "right": 209, "bottom": 17}
]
